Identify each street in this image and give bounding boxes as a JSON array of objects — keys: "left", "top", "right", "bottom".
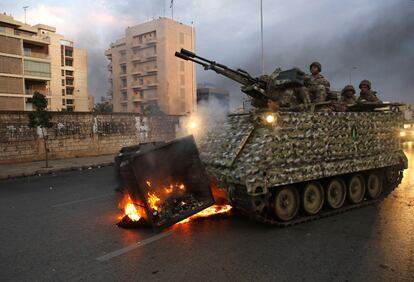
[{"left": 0, "top": 145, "right": 413, "bottom": 281}]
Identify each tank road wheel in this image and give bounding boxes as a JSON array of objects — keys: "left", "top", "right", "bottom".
[
  {"left": 273, "top": 186, "right": 299, "bottom": 221},
  {"left": 347, "top": 174, "right": 366, "bottom": 204},
  {"left": 302, "top": 182, "right": 325, "bottom": 215},
  {"left": 366, "top": 172, "right": 383, "bottom": 199},
  {"left": 385, "top": 166, "right": 399, "bottom": 184},
  {"left": 326, "top": 178, "right": 347, "bottom": 209}
]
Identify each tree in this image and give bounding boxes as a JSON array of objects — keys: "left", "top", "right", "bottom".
[
  {"left": 142, "top": 103, "right": 165, "bottom": 115},
  {"left": 93, "top": 102, "right": 113, "bottom": 114},
  {"left": 28, "top": 92, "right": 53, "bottom": 168}
]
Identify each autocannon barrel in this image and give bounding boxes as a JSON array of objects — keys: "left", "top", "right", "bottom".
[{"left": 175, "top": 49, "right": 269, "bottom": 105}]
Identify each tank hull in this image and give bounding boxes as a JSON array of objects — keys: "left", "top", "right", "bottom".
[{"left": 199, "top": 110, "right": 407, "bottom": 224}]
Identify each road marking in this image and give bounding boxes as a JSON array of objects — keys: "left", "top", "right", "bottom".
[
  {"left": 51, "top": 193, "right": 114, "bottom": 208},
  {"left": 96, "top": 231, "right": 173, "bottom": 262}
]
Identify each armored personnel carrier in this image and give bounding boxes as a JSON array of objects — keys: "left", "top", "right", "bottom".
[{"left": 176, "top": 49, "right": 408, "bottom": 225}]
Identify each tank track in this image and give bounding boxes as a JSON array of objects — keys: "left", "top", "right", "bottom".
[{"left": 230, "top": 168, "right": 404, "bottom": 227}]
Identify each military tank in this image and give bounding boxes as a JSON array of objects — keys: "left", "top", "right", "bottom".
[{"left": 176, "top": 49, "right": 408, "bottom": 226}]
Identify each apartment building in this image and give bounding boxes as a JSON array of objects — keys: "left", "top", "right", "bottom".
[
  {"left": 105, "top": 18, "right": 195, "bottom": 115},
  {"left": 0, "top": 13, "right": 91, "bottom": 111}
]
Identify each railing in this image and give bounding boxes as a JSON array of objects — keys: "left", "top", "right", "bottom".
[
  {"left": 24, "top": 49, "right": 50, "bottom": 60},
  {"left": 25, "top": 89, "right": 50, "bottom": 96},
  {"left": 24, "top": 70, "right": 51, "bottom": 78},
  {"left": 16, "top": 30, "right": 50, "bottom": 43}
]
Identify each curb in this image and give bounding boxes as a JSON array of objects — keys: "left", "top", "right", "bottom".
[{"left": 0, "top": 161, "right": 114, "bottom": 181}]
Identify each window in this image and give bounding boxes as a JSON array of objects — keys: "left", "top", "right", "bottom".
[
  {"left": 65, "top": 50, "right": 73, "bottom": 57},
  {"left": 66, "top": 88, "right": 73, "bottom": 95},
  {"left": 62, "top": 99, "right": 66, "bottom": 105},
  {"left": 121, "top": 91, "right": 127, "bottom": 100},
  {"left": 65, "top": 70, "right": 73, "bottom": 76},
  {"left": 24, "top": 60, "right": 51, "bottom": 77},
  {"left": 121, "top": 78, "right": 127, "bottom": 88},
  {"left": 0, "top": 26, "right": 5, "bottom": 33},
  {"left": 61, "top": 79, "right": 65, "bottom": 86},
  {"left": 180, "top": 75, "right": 185, "bottom": 85},
  {"left": 65, "top": 59, "right": 73, "bottom": 66},
  {"left": 120, "top": 64, "right": 127, "bottom": 74},
  {"left": 62, "top": 89, "right": 65, "bottom": 95},
  {"left": 139, "top": 78, "right": 143, "bottom": 85},
  {"left": 140, "top": 91, "right": 144, "bottom": 99},
  {"left": 61, "top": 70, "right": 64, "bottom": 76},
  {"left": 66, "top": 99, "right": 74, "bottom": 105}
]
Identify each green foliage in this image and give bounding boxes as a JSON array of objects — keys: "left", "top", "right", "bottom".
[
  {"left": 28, "top": 92, "right": 53, "bottom": 129},
  {"left": 93, "top": 102, "right": 113, "bottom": 114},
  {"left": 142, "top": 103, "right": 165, "bottom": 116}
]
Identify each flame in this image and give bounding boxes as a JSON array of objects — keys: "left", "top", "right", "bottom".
[
  {"left": 178, "top": 204, "right": 232, "bottom": 224},
  {"left": 119, "top": 194, "right": 142, "bottom": 222},
  {"left": 146, "top": 180, "right": 152, "bottom": 187},
  {"left": 147, "top": 192, "right": 161, "bottom": 211}
]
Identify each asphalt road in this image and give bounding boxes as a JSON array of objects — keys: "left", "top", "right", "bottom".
[{"left": 0, "top": 145, "right": 413, "bottom": 281}]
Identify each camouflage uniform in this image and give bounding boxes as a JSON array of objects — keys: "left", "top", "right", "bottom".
[
  {"left": 304, "top": 62, "right": 331, "bottom": 103},
  {"left": 357, "top": 80, "right": 382, "bottom": 103},
  {"left": 341, "top": 85, "right": 357, "bottom": 104}
]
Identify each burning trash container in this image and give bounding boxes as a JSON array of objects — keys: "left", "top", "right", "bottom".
[{"left": 118, "top": 135, "right": 215, "bottom": 231}]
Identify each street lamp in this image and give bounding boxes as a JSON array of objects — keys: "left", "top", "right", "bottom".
[
  {"left": 23, "top": 6, "right": 29, "bottom": 24},
  {"left": 260, "top": 0, "right": 264, "bottom": 75},
  {"left": 349, "top": 66, "right": 358, "bottom": 85}
]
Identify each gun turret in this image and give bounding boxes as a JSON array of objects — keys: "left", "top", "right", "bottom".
[{"left": 175, "top": 48, "right": 269, "bottom": 106}]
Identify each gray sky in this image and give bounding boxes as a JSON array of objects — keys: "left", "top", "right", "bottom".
[{"left": 2, "top": 0, "right": 413, "bottom": 108}]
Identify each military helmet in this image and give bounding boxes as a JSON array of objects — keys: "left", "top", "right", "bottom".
[
  {"left": 359, "top": 80, "right": 371, "bottom": 89},
  {"left": 341, "top": 85, "right": 355, "bottom": 95},
  {"left": 309, "top": 62, "right": 321, "bottom": 72}
]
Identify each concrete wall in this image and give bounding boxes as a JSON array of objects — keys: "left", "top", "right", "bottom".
[{"left": 0, "top": 111, "right": 181, "bottom": 163}]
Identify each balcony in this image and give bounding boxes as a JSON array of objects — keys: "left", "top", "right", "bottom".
[
  {"left": 25, "top": 89, "right": 50, "bottom": 96},
  {"left": 146, "top": 38, "right": 157, "bottom": 45},
  {"left": 23, "top": 49, "right": 50, "bottom": 60},
  {"left": 17, "top": 30, "right": 50, "bottom": 44},
  {"left": 24, "top": 70, "right": 51, "bottom": 78}
]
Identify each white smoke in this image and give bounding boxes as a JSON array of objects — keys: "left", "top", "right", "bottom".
[{"left": 177, "top": 96, "right": 229, "bottom": 142}]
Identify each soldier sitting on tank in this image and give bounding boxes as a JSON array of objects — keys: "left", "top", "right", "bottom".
[
  {"left": 332, "top": 85, "right": 356, "bottom": 111},
  {"left": 357, "top": 80, "right": 382, "bottom": 103},
  {"left": 341, "top": 85, "right": 357, "bottom": 104},
  {"left": 304, "top": 62, "right": 331, "bottom": 103}
]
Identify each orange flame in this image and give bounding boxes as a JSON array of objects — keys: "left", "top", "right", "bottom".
[
  {"left": 119, "top": 194, "right": 142, "bottom": 222},
  {"left": 147, "top": 192, "right": 161, "bottom": 211},
  {"left": 178, "top": 204, "right": 232, "bottom": 224}
]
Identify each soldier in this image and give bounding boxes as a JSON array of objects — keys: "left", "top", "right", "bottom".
[
  {"left": 304, "top": 62, "right": 331, "bottom": 103},
  {"left": 341, "top": 85, "right": 357, "bottom": 104},
  {"left": 357, "top": 80, "right": 382, "bottom": 103}
]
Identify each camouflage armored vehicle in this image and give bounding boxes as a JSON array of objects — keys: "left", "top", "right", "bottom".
[{"left": 176, "top": 49, "right": 408, "bottom": 225}]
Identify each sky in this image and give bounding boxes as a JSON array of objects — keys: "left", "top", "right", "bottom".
[{"left": 1, "top": 0, "right": 413, "bottom": 108}]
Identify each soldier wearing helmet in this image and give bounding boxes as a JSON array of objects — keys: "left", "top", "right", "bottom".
[
  {"left": 304, "top": 61, "right": 331, "bottom": 103},
  {"left": 357, "top": 80, "right": 382, "bottom": 103},
  {"left": 341, "top": 85, "right": 357, "bottom": 104}
]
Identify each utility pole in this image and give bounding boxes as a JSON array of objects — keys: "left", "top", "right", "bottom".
[
  {"left": 349, "top": 66, "right": 357, "bottom": 84},
  {"left": 170, "top": 0, "right": 174, "bottom": 20},
  {"left": 23, "top": 6, "right": 29, "bottom": 24},
  {"left": 260, "top": 0, "right": 264, "bottom": 75}
]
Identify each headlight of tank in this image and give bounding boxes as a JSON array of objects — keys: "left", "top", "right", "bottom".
[
  {"left": 260, "top": 113, "right": 278, "bottom": 126},
  {"left": 400, "top": 131, "right": 406, "bottom": 137}
]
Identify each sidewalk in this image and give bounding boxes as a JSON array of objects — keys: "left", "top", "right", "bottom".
[{"left": 0, "top": 154, "right": 115, "bottom": 180}]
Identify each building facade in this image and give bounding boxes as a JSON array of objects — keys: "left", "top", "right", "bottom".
[
  {"left": 105, "top": 18, "right": 195, "bottom": 115},
  {"left": 0, "top": 13, "right": 91, "bottom": 111},
  {"left": 197, "top": 86, "right": 230, "bottom": 113}
]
